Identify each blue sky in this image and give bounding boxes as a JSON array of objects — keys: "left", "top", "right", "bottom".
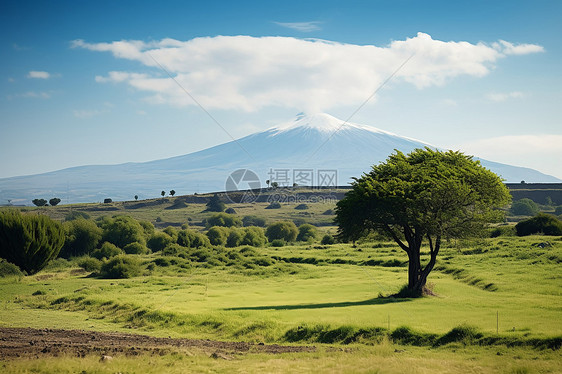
[{"left": 1, "top": 0, "right": 561, "bottom": 180}]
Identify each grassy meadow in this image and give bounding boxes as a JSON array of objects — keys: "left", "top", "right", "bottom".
[{"left": 1, "top": 195, "right": 561, "bottom": 373}]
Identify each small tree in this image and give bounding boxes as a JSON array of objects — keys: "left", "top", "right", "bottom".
[
  {"left": 206, "top": 193, "right": 225, "bottom": 212},
  {"left": 170, "top": 190, "right": 176, "bottom": 197},
  {"left": 335, "top": 148, "right": 511, "bottom": 296},
  {"left": 49, "top": 198, "right": 61, "bottom": 206},
  {"left": 32, "top": 198, "right": 48, "bottom": 207},
  {"left": 510, "top": 198, "right": 539, "bottom": 216},
  {"left": 296, "top": 224, "right": 319, "bottom": 242},
  {"left": 0, "top": 210, "right": 65, "bottom": 274},
  {"left": 134, "top": 195, "right": 138, "bottom": 201},
  {"left": 161, "top": 191, "right": 166, "bottom": 197}
]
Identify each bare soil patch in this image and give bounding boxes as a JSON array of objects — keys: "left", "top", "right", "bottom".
[{"left": 0, "top": 327, "right": 315, "bottom": 359}]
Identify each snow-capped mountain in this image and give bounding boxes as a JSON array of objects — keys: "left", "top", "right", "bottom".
[{"left": 0, "top": 113, "right": 559, "bottom": 205}]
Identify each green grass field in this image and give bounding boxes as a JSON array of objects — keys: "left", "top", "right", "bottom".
[{"left": 1, "top": 233, "right": 561, "bottom": 372}]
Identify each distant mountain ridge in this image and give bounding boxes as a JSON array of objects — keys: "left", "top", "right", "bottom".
[{"left": 0, "top": 113, "right": 559, "bottom": 205}]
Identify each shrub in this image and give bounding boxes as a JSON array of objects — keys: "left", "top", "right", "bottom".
[
  {"left": 294, "top": 204, "right": 309, "bottom": 210},
  {"left": 103, "top": 198, "right": 113, "bottom": 204},
  {"left": 100, "top": 255, "right": 141, "bottom": 279},
  {"left": 138, "top": 220, "right": 155, "bottom": 239},
  {"left": 554, "top": 206, "right": 562, "bottom": 216},
  {"left": 0, "top": 210, "right": 65, "bottom": 274},
  {"left": 296, "top": 224, "right": 318, "bottom": 242},
  {"left": 510, "top": 198, "right": 539, "bottom": 216},
  {"left": 123, "top": 242, "right": 150, "bottom": 255},
  {"left": 270, "top": 239, "right": 285, "bottom": 247},
  {"left": 321, "top": 234, "right": 336, "bottom": 245},
  {"left": 242, "top": 215, "right": 266, "bottom": 227},
  {"left": 163, "top": 226, "right": 179, "bottom": 241},
  {"left": 241, "top": 226, "right": 268, "bottom": 247},
  {"left": 489, "top": 225, "right": 516, "bottom": 238},
  {"left": 227, "top": 228, "right": 244, "bottom": 247},
  {"left": 147, "top": 232, "right": 174, "bottom": 252},
  {"left": 175, "top": 229, "right": 211, "bottom": 249},
  {"left": 322, "top": 209, "right": 334, "bottom": 215},
  {"left": 205, "top": 193, "right": 225, "bottom": 212},
  {"left": 434, "top": 325, "right": 483, "bottom": 346},
  {"left": 0, "top": 259, "right": 24, "bottom": 277},
  {"left": 91, "top": 242, "right": 123, "bottom": 260},
  {"left": 207, "top": 226, "right": 229, "bottom": 246},
  {"left": 64, "top": 211, "right": 90, "bottom": 221},
  {"left": 266, "top": 221, "right": 298, "bottom": 242},
  {"left": 100, "top": 215, "right": 146, "bottom": 248},
  {"left": 161, "top": 243, "right": 186, "bottom": 256},
  {"left": 265, "top": 202, "right": 281, "bottom": 209},
  {"left": 206, "top": 213, "right": 242, "bottom": 228},
  {"left": 60, "top": 219, "right": 102, "bottom": 258},
  {"left": 77, "top": 257, "right": 102, "bottom": 272},
  {"left": 515, "top": 213, "right": 562, "bottom": 236},
  {"left": 225, "top": 207, "right": 237, "bottom": 214}
]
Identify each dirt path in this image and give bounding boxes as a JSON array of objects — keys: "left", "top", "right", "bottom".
[{"left": 0, "top": 327, "right": 315, "bottom": 359}]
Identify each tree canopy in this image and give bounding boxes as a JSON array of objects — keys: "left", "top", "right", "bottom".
[{"left": 335, "top": 148, "right": 511, "bottom": 296}]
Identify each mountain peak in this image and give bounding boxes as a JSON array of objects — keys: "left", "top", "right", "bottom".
[{"left": 274, "top": 112, "right": 346, "bottom": 134}]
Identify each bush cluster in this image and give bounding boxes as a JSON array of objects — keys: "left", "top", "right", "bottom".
[
  {"left": 510, "top": 198, "right": 539, "bottom": 216},
  {"left": 206, "top": 226, "right": 267, "bottom": 247},
  {"left": 515, "top": 213, "right": 562, "bottom": 236}
]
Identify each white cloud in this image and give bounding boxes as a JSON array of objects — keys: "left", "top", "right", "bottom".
[
  {"left": 493, "top": 40, "right": 545, "bottom": 55},
  {"left": 456, "top": 135, "right": 562, "bottom": 179},
  {"left": 74, "top": 33, "right": 544, "bottom": 112},
  {"left": 486, "top": 91, "right": 524, "bottom": 102},
  {"left": 274, "top": 21, "right": 322, "bottom": 32},
  {"left": 27, "top": 71, "right": 51, "bottom": 79}
]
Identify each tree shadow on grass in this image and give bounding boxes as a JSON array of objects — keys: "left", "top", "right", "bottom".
[{"left": 225, "top": 296, "right": 412, "bottom": 311}]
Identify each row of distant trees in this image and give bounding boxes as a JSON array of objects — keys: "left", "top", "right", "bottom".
[{"left": 32, "top": 198, "right": 61, "bottom": 207}]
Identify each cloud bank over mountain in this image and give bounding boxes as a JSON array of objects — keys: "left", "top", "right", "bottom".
[{"left": 72, "top": 33, "right": 543, "bottom": 113}]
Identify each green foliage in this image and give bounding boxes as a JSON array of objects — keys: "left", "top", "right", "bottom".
[
  {"left": 296, "top": 224, "right": 319, "bottom": 242},
  {"left": 515, "top": 214, "right": 562, "bottom": 236},
  {"left": 100, "top": 215, "right": 146, "bottom": 248},
  {"left": 147, "top": 232, "right": 174, "bottom": 252},
  {"left": 265, "top": 201, "right": 281, "bottom": 209},
  {"left": 123, "top": 242, "right": 150, "bottom": 255},
  {"left": 64, "top": 211, "right": 90, "bottom": 221},
  {"left": 0, "top": 210, "right": 65, "bottom": 274},
  {"left": 266, "top": 221, "right": 298, "bottom": 242},
  {"left": 177, "top": 229, "right": 211, "bottom": 248},
  {"left": 335, "top": 148, "right": 511, "bottom": 293},
  {"left": 226, "top": 228, "right": 244, "bottom": 247},
  {"left": 241, "top": 226, "right": 267, "bottom": 247},
  {"left": 49, "top": 198, "right": 61, "bottom": 206},
  {"left": 161, "top": 243, "right": 186, "bottom": 256},
  {"left": 554, "top": 206, "right": 562, "bottom": 216},
  {"left": 60, "top": 219, "right": 102, "bottom": 258},
  {"left": 206, "top": 213, "right": 242, "bottom": 228},
  {"left": 91, "top": 241, "right": 123, "bottom": 260},
  {"left": 32, "top": 198, "right": 48, "bottom": 207},
  {"left": 270, "top": 239, "right": 285, "bottom": 247},
  {"left": 295, "top": 204, "right": 309, "bottom": 210},
  {"left": 489, "top": 225, "right": 516, "bottom": 238},
  {"left": 225, "top": 207, "right": 236, "bottom": 214},
  {"left": 138, "top": 220, "right": 155, "bottom": 239},
  {"left": 207, "top": 226, "right": 229, "bottom": 246},
  {"left": 206, "top": 193, "right": 225, "bottom": 212},
  {"left": 77, "top": 257, "right": 102, "bottom": 272},
  {"left": 170, "top": 189, "right": 176, "bottom": 197},
  {"left": 321, "top": 234, "right": 336, "bottom": 245},
  {"left": 434, "top": 325, "right": 483, "bottom": 347},
  {"left": 510, "top": 198, "right": 539, "bottom": 216},
  {"left": 99, "top": 255, "right": 141, "bottom": 279},
  {"left": 242, "top": 215, "right": 266, "bottom": 227},
  {"left": 162, "top": 226, "right": 179, "bottom": 241},
  {"left": 0, "top": 258, "right": 24, "bottom": 277}
]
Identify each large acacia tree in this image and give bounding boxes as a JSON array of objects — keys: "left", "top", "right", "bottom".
[{"left": 335, "top": 148, "right": 511, "bottom": 296}]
